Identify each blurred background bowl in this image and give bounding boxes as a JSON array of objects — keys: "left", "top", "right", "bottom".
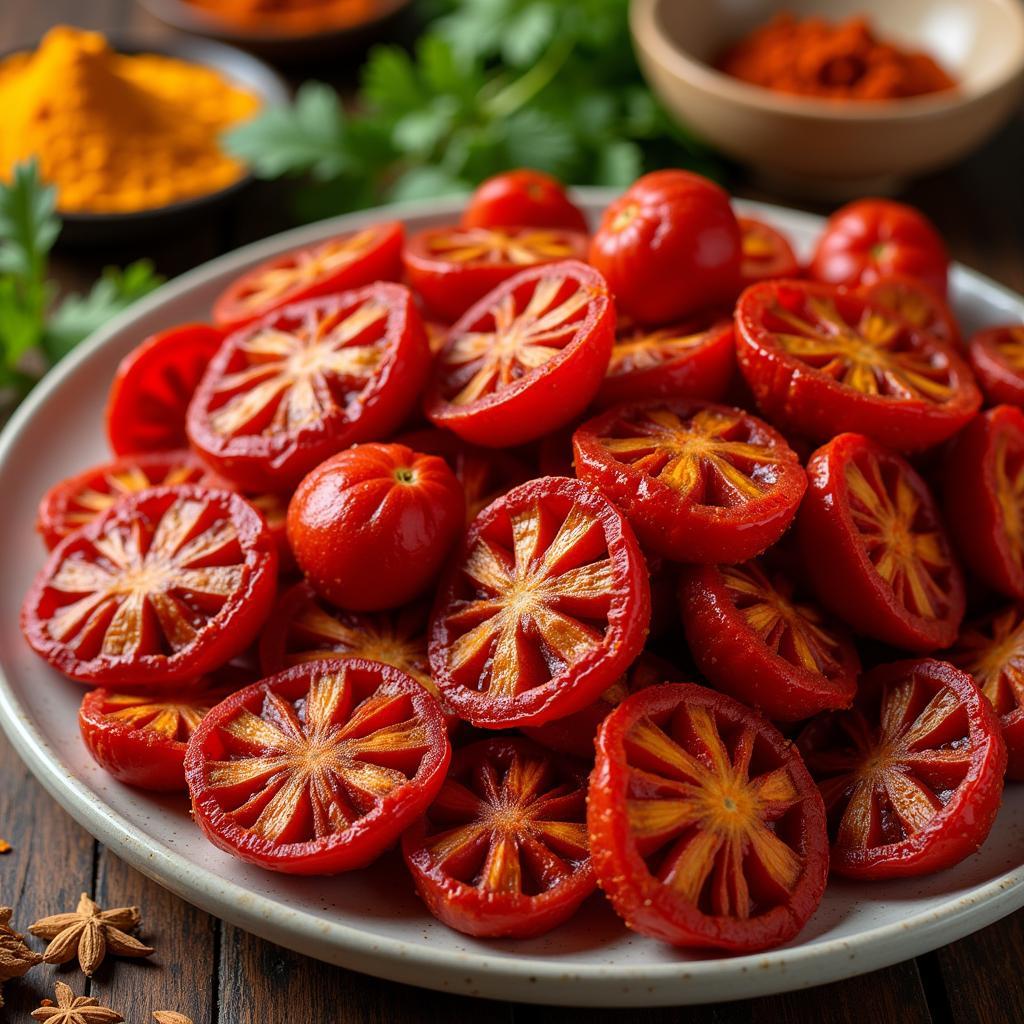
[{"left": 631, "top": 0, "right": 1024, "bottom": 198}]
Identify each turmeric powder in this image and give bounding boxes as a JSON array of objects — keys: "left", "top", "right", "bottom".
[{"left": 0, "top": 26, "right": 261, "bottom": 214}]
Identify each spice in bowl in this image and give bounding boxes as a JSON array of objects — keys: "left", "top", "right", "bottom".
[
  {"left": 0, "top": 26, "right": 262, "bottom": 215},
  {"left": 717, "top": 12, "right": 957, "bottom": 101},
  {"left": 184, "top": 0, "right": 384, "bottom": 35}
]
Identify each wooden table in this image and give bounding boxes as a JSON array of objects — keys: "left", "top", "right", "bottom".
[{"left": 2, "top": 3, "right": 1024, "bottom": 1021}]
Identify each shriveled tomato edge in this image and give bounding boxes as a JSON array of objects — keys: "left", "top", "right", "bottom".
[
  {"left": 428, "top": 476, "right": 651, "bottom": 728},
  {"left": 22, "top": 485, "right": 279, "bottom": 686},
  {"left": 589, "top": 682, "right": 829, "bottom": 951},
  {"left": 738, "top": 218, "right": 801, "bottom": 285},
  {"left": 185, "top": 658, "right": 451, "bottom": 875},
  {"left": 679, "top": 564, "right": 859, "bottom": 723},
  {"left": 969, "top": 327, "right": 1024, "bottom": 407},
  {"left": 1003, "top": 708, "right": 1024, "bottom": 781}
]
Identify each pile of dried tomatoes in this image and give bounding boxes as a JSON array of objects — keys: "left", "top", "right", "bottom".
[{"left": 21, "top": 167, "right": 1024, "bottom": 955}]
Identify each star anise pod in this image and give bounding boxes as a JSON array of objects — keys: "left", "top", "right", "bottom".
[
  {"left": 153, "top": 1013, "right": 194, "bottom": 1024},
  {"left": 31, "top": 981, "right": 123, "bottom": 1023},
  {"left": 29, "top": 893, "right": 154, "bottom": 977},
  {"left": 0, "top": 905, "right": 43, "bottom": 1007}
]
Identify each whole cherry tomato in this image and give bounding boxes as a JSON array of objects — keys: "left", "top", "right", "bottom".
[
  {"left": 809, "top": 199, "right": 949, "bottom": 295},
  {"left": 462, "top": 169, "right": 588, "bottom": 233},
  {"left": 860, "top": 274, "right": 960, "bottom": 348},
  {"left": 738, "top": 216, "right": 801, "bottom": 285},
  {"left": 589, "top": 170, "right": 742, "bottom": 325},
  {"left": 288, "top": 442, "right": 465, "bottom": 612},
  {"left": 968, "top": 325, "right": 1024, "bottom": 407}
]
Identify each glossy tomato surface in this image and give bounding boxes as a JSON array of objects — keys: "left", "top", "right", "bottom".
[
  {"left": 735, "top": 280, "right": 980, "bottom": 451},
  {"left": 798, "top": 659, "right": 1005, "bottom": 879},
  {"left": 797, "top": 433, "right": 964, "bottom": 650},
  {"left": 287, "top": 442, "right": 465, "bottom": 612},
  {"left": 860, "top": 274, "right": 960, "bottom": 348},
  {"left": 589, "top": 170, "right": 742, "bottom": 325},
  {"left": 402, "top": 737, "right": 595, "bottom": 938},
  {"left": 185, "top": 658, "right": 451, "bottom": 874},
  {"left": 462, "top": 170, "right": 588, "bottom": 233},
  {"left": 424, "top": 260, "right": 614, "bottom": 447},
  {"left": 738, "top": 217, "right": 801, "bottom": 285},
  {"left": 589, "top": 682, "right": 829, "bottom": 951},
  {"left": 968, "top": 325, "right": 1024, "bottom": 407},
  {"left": 573, "top": 399, "right": 806, "bottom": 563}
]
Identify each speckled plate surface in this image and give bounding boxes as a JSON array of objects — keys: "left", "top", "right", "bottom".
[{"left": 2, "top": 192, "right": 1023, "bottom": 1007}]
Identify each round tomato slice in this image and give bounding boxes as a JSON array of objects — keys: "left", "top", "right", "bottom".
[
  {"left": 185, "top": 658, "right": 450, "bottom": 874},
  {"left": 22, "top": 485, "right": 278, "bottom": 687},
  {"left": 798, "top": 433, "right": 964, "bottom": 650},
  {"left": 596, "top": 314, "right": 735, "bottom": 408},
  {"left": 738, "top": 217, "right": 801, "bottom": 286},
  {"left": 680, "top": 560, "right": 859, "bottom": 723},
  {"left": 212, "top": 222, "right": 404, "bottom": 332},
  {"left": 968, "top": 325, "right": 1024, "bottom": 407},
  {"left": 106, "top": 324, "right": 224, "bottom": 456},
  {"left": 36, "top": 450, "right": 212, "bottom": 549},
  {"left": 735, "top": 280, "right": 981, "bottom": 451},
  {"left": 948, "top": 605, "right": 1024, "bottom": 780},
  {"left": 573, "top": 399, "right": 806, "bottom": 563},
  {"left": 797, "top": 659, "right": 1005, "bottom": 880},
  {"left": 589, "top": 682, "right": 828, "bottom": 952},
  {"left": 405, "top": 225, "right": 589, "bottom": 323},
  {"left": 401, "top": 737, "right": 595, "bottom": 938},
  {"left": 860, "top": 274, "right": 960, "bottom": 348},
  {"left": 186, "top": 283, "right": 430, "bottom": 493},
  {"left": 429, "top": 476, "right": 650, "bottom": 728},
  {"left": 424, "top": 260, "right": 614, "bottom": 447},
  {"left": 462, "top": 169, "right": 589, "bottom": 234}
]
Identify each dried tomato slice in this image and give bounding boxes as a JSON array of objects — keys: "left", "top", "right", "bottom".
[
  {"left": 185, "top": 659, "right": 450, "bottom": 874},
  {"left": 401, "top": 737, "right": 595, "bottom": 938},
  {"left": 573, "top": 399, "right": 806, "bottom": 563},
  {"left": 860, "top": 274, "right": 960, "bottom": 348},
  {"left": 212, "top": 222, "right": 404, "bottom": 332},
  {"left": 589, "top": 683, "right": 828, "bottom": 951},
  {"left": 424, "top": 261, "right": 614, "bottom": 447},
  {"left": 798, "top": 433, "right": 964, "bottom": 650},
  {"left": 680, "top": 559, "right": 859, "bottom": 722},
  {"left": 596, "top": 314, "right": 736, "bottom": 408},
  {"left": 105, "top": 324, "right": 225, "bottom": 457},
  {"left": 429, "top": 476, "right": 650, "bottom": 728},
  {"left": 36, "top": 450, "right": 212, "bottom": 550},
  {"left": 948, "top": 605, "right": 1024, "bottom": 780},
  {"left": 22, "top": 485, "right": 278, "bottom": 686},
  {"left": 404, "top": 225, "right": 589, "bottom": 322},
  {"left": 735, "top": 280, "right": 980, "bottom": 451},
  {"left": 186, "top": 283, "right": 430, "bottom": 493},
  {"left": 738, "top": 217, "right": 801, "bottom": 286},
  {"left": 797, "top": 659, "right": 1006, "bottom": 880},
  {"left": 968, "top": 325, "right": 1024, "bottom": 407}
]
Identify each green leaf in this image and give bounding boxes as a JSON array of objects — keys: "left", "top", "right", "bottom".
[
  {"left": 501, "top": 3, "right": 557, "bottom": 67},
  {"left": 596, "top": 139, "right": 643, "bottom": 187},
  {"left": 501, "top": 108, "right": 579, "bottom": 176},
  {"left": 392, "top": 99, "right": 458, "bottom": 158},
  {"left": 418, "top": 34, "right": 482, "bottom": 101},
  {"left": 387, "top": 165, "right": 470, "bottom": 204},
  {"left": 363, "top": 45, "right": 424, "bottom": 116},
  {"left": 0, "top": 159, "right": 59, "bottom": 280}
]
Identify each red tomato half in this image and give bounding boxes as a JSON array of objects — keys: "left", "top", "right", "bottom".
[
  {"left": 424, "top": 261, "right": 614, "bottom": 447},
  {"left": 405, "top": 225, "right": 589, "bottom": 322},
  {"left": 860, "top": 274, "right": 960, "bottom": 348},
  {"left": 36, "top": 450, "right": 212, "bottom": 549},
  {"left": 573, "top": 399, "right": 806, "bottom": 563},
  {"left": 797, "top": 433, "right": 965, "bottom": 651},
  {"left": 462, "top": 170, "right": 588, "bottom": 234},
  {"left": 589, "top": 170, "right": 742, "bottom": 325},
  {"left": 212, "top": 222, "right": 404, "bottom": 332},
  {"left": 798, "top": 659, "right": 1005, "bottom": 880},
  {"left": 402, "top": 737, "right": 595, "bottom": 938},
  {"left": 589, "top": 683, "right": 829, "bottom": 951},
  {"left": 429, "top": 476, "right": 650, "bottom": 728},
  {"left": 22, "top": 485, "right": 278, "bottom": 686},
  {"left": 680, "top": 560, "right": 859, "bottom": 722},
  {"left": 735, "top": 280, "right": 980, "bottom": 451},
  {"left": 738, "top": 217, "right": 801, "bottom": 285},
  {"left": 186, "top": 283, "right": 431, "bottom": 493},
  {"left": 185, "top": 659, "right": 451, "bottom": 874},
  {"left": 968, "top": 325, "right": 1024, "bottom": 407},
  {"left": 809, "top": 199, "right": 949, "bottom": 295},
  {"left": 106, "top": 324, "right": 224, "bottom": 456}
]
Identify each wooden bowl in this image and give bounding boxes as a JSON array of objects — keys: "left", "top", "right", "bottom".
[{"left": 631, "top": 0, "right": 1024, "bottom": 197}]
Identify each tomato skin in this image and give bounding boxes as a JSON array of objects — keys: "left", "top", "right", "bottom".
[
  {"left": 287, "top": 442, "right": 465, "bottom": 612},
  {"left": 968, "top": 325, "right": 1024, "bottom": 407},
  {"left": 462, "top": 170, "right": 589, "bottom": 233},
  {"left": 212, "top": 221, "right": 404, "bottom": 333},
  {"left": 589, "top": 682, "right": 829, "bottom": 951},
  {"left": 589, "top": 170, "right": 742, "bottom": 326},
  {"left": 679, "top": 561, "right": 859, "bottom": 722},
  {"left": 797, "top": 433, "right": 965, "bottom": 651},
  {"left": 809, "top": 199, "right": 949, "bottom": 295},
  {"left": 106, "top": 323, "right": 225, "bottom": 456},
  {"left": 738, "top": 217, "right": 801, "bottom": 285},
  {"left": 860, "top": 274, "right": 960, "bottom": 348}
]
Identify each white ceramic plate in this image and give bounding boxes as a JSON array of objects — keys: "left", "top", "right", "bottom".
[{"left": 2, "top": 192, "right": 1024, "bottom": 1008}]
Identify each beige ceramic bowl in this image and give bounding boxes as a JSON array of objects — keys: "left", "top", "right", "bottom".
[{"left": 631, "top": 0, "right": 1024, "bottom": 196}]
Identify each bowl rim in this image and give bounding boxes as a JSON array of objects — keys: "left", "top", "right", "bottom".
[{"left": 630, "top": 0, "right": 1024, "bottom": 121}]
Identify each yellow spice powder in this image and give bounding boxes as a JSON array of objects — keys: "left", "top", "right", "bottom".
[{"left": 0, "top": 26, "right": 261, "bottom": 214}]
